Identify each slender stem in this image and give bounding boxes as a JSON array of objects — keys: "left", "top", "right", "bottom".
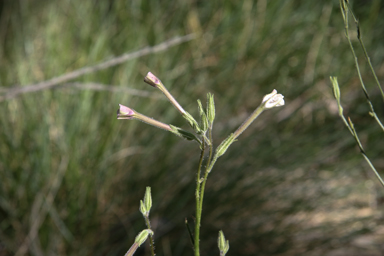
[
  {"left": 194, "top": 143, "right": 205, "bottom": 256},
  {"left": 339, "top": 114, "right": 354, "bottom": 135},
  {"left": 371, "top": 113, "right": 384, "bottom": 131},
  {"left": 362, "top": 153, "right": 384, "bottom": 187},
  {"left": 233, "top": 105, "right": 264, "bottom": 140},
  {"left": 134, "top": 113, "right": 172, "bottom": 131},
  {"left": 199, "top": 128, "right": 214, "bottom": 213},
  {"left": 157, "top": 85, "right": 186, "bottom": 115},
  {"left": 197, "top": 166, "right": 210, "bottom": 235},
  {"left": 338, "top": 111, "right": 384, "bottom": 187},
  {"left": 358, "top": 36, "right": 384, "bottom": 102},
  {"left": 202, "top": 134, "right": 211, "bottom": 147},
  {"left": 206, "top": 127, "right": 214, "bottom": 168},
  {"left": 124, "top": 243, "right": 139, "bottom": 256},
  {"left": 194, "top": 128, "right": 214, "bottom": 256},
  {"left": 341, "top": 2, "right": 384, "bottom": 132},
  {"left": 199, "top": 136, "right": 214, "bottom": 214},
  {"left": 344, "top": 2, "right": 384, "bottom": 101},
  {"left": 185, "top": 218, "right": 194, "bottom": 247},
  {"left": 337, "top": 1, "right": 384, "bottom": 187},
  {"left": 144, "top": 217, "right": 155, "bottom": 256}
]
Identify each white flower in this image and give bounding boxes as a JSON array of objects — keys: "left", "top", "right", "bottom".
[{"left": 261, "top": 89, "right": 285, "bottom": 109}]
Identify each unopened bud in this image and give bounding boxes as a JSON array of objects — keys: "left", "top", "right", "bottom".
[
  {"left": 117, "top": 104, "right": 136, "bottom": 119},
  {"left": 261, "top": 89, "right": 285, "bottom": 109},
  {"left": 197, "top": 99, "right": 209, "bottom": 132},
  {"left": 144, "top": 72, "right": 162, "bottom": 88},
  {"left": 218, "top": 230, "right": 229, "bottom": 256},
  {"left": 117, "top": 104, "right": 173, "bottom": 131},
  {"left": 207, "top": 93, "right": 215, "bottom": 126},
  {"left": 143, "top": 187, "right": 152, "bottom": 215}
]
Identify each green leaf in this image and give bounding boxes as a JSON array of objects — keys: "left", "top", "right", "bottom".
[
  {"left": 215, "top": 134, "right": 235, "bottom": 159},
  {"left": 134, "top": 229, "right": 153, "bottom": 247},
  {"left": 139, "top": 200, "right": 147, "bottom": 216},
  {"left": 197, "top": 99, "right": 209, "bottom": 132},
  {"left": 182, "top": 111, "right": 201, "bottom": 134},
  {"left": 170, "top": 125, "right": 202, "bottom": 145},
  {"left": 330, "top": 76, "right": 344, "bottom": 116}
]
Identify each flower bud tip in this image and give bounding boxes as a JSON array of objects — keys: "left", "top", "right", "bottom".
[
  {"left": 262, "top": 89, "right": 285, "bottom": 109},
  {"left": 144, "top": 72, "right": 161, "bottom": 87},
  {"left": 117, "top": 104, "right": 136, "bottom": 119}
]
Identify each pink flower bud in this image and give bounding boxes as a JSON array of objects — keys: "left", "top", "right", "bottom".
[
  {"left": 143, "top": 72, "right": 186, "bottom": 115},
  {"left": 144, "top": 72, "right": 161, "bottom": 88},
  {"left": 117, "top": 104, "right": 136, "bottom": 119}
]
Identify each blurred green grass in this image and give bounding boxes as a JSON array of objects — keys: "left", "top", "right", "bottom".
[{"left": 1, "top": 0, "right": 384, "bottom": 255}]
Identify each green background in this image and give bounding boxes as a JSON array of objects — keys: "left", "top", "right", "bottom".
[{"left": 1, "top": 0, "right": 384, "bottom": 255}]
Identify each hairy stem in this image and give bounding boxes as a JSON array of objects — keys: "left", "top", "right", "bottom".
[{"left": 144, "top": 217, "right": 155, "bottom": 256}]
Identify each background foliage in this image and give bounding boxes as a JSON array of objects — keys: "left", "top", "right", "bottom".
[{"left": 1, "top": 0, "right": 384, "bottom": 255}]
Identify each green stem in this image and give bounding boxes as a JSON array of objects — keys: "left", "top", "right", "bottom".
[
  {"left": 344, "top": 2, "right": 384, "bottom": 102},
  {"left": 341, "top": 2, "right": 384, "bottom": 132},
  {"left": 337, "top": 1, "right": 384, "bottom": 187},
  {"left": 206, "top": 127, "right": 214, "bottom": 170},
  {"left": 194, "top": 142, "right": 205, "bottom": 256},
  {"left": 358, "top": 34, "right": 384, "bottom": 102},
  {"left": 233, "top": 105, "right": 265, "bottom": 140},
  {"left": 194, "top": 128, "right": 214, "bottom": 256},
  {"left": 339, "top": 113, "right": 384, "bottom": 187},
  {"left": 144, "top": 217, "right": 155, "bottom": 256},
  {"left": 193, "top": 102, "right": 267, "bottom": 255},
  {"left": 362, "top": 153, "right": 384, "bottom": 187}
]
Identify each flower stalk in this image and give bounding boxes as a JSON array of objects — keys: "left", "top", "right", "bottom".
[
  {"left": 193, "top": 89, "right": 284, "bottom": 256},
  {"left": 144, "top": 72, "right": 201, "bottom": 133},
  {"left": 330, "top": 76, "right": 384, "bottom": 187},
  {"left": 234, "top": 89, "right": 284, "bottom": 140},
  {"left": 117, "top": 72, "right": 285, "bottom": 256},
  {"left": 144, "top": 72, "right": 186, "bottom": 115},
  {"left": 117, "top": 104, "right": 172, "bottom": 131}
]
